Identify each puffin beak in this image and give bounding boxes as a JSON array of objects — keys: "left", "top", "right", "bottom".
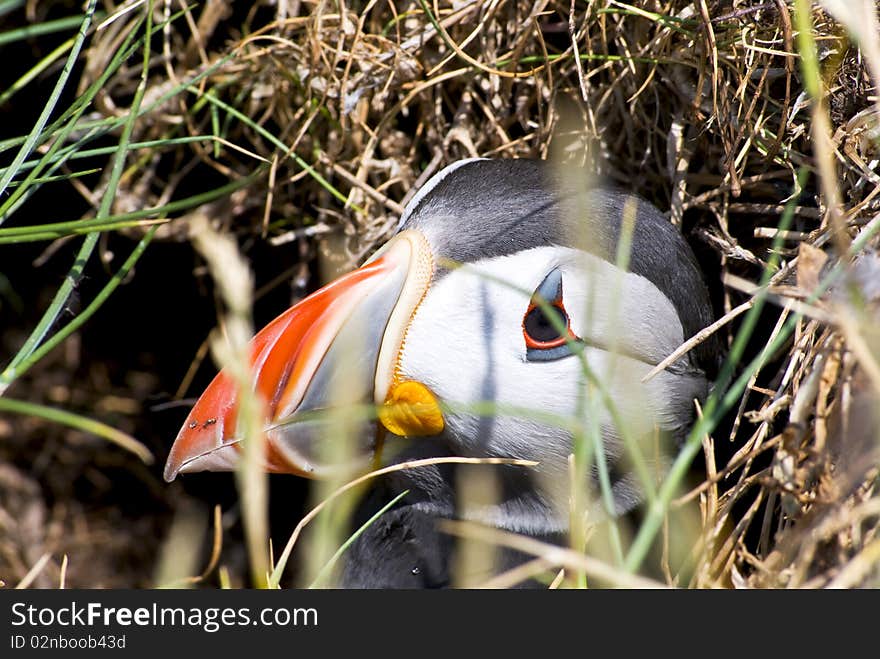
[{"left": 163, "top": 230, "right": 434, "bottom": 482}]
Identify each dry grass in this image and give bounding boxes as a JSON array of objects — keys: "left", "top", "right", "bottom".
[{"left": 2, "top": 0, "right": 879, "bottom": 588}]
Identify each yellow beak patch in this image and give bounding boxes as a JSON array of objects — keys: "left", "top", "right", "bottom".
[{"left": 378, "top": 380, "right": 445, "bottom": 437}]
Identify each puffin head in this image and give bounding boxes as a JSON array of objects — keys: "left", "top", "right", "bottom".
[{"left": 164, "top": 158, "right": 716, "bottom": 521}]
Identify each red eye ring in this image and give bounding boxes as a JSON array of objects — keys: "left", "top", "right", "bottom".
[{"left": 522, "top": 302, "right": 575, "bottom": 350}]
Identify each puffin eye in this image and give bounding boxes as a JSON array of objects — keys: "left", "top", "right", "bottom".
[
  {"left": 523, "top": 268, "right": 579, "bottom": 361},
  {"left": 523, "top": 304, "right": 569, "bottom": 348}
]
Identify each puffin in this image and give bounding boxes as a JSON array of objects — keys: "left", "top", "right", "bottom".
[{"left": 163, "top": 158, "right": 718, "bottom": 587}]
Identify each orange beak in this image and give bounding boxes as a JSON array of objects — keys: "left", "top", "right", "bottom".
[{"left": 163, "top": 230, "right": 434, "bottom": 482}]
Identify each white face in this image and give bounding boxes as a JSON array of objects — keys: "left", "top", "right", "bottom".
[{"left": 397, "top": 245, "right": 702, "bottom": 479}]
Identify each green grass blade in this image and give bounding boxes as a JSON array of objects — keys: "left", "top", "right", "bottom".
[
  {"left": 0, "top": 2, "right": 190, "bottom": 185},
  {"left": 0, "top": 136, "right": 213, "bottom": 178},
  {"left": 0, "top": 8, "right": 225, "bottom": 178},
  {"left": 0, "top": 9, "right": 148, "bottom": 221},
  {"left": 0, "top": 170, "right": 263, "bottom": 243},
  {"left": 0, "top": 396, "right": 153, "bottom": 464},
  {"left": 1, "top": 0, "right": 150, "bottom": 391},
  {"left": 0, "top": 0, "right": 97, "bottom": 213},
  {"left": 4, "top": 168, "right": 101, "bottom": 188},
  {"left": 0, "top": 33, "right": 76, "bottom": 106},
  {"left": 0, "top": 234, "right": 102, "bottom": 396},
  {"left": 0, "top": 12, "right": 98, "bottom": 47},
  {"left": 0, "top": 0, "right": 25, "bottom": 18},
  {"left": 3, "top": 227, "right": 157, "bottom": 384},
  {"left": 0, "top": 48, "right": 234, "bottom": 224}
]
